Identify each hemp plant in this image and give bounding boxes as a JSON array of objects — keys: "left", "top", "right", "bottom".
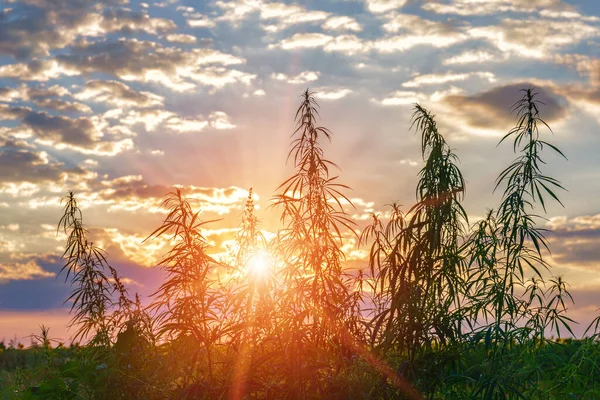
[
  {"left": 272, "top": 89, "right": 361, "bottom": 396},
  {"left": 361, "top": 104, "right": 467, "bottom": 393},
  {"left": 463, "top": 88, "right": 571, "bottom": 399},
  {"left": 146, "top": 188, "right": 225, "bottom": 387},
  {"left": 58, "top": 192, "right": 130, "bottom": 346}
]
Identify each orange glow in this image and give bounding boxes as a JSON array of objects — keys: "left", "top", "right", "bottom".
[{"left": 246, "top": 251, "right": 270, "bottom": 280}]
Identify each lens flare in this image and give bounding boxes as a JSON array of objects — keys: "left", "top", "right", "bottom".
[{"left": 247, "top": 251, "right": 270, "bottom": 280}]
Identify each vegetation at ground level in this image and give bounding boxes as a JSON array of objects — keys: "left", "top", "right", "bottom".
[{"left": 1, "top": 88, "right": 600, "bottom": 399}]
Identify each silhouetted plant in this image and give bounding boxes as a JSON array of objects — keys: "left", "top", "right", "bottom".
[
  {"left": 17, "top": 86, "right": 590, "bottom": 400},
  {"left": 146, "top": 188, "right": 228, "bottom": 389},
  {"left": 361, "top": 104, "right": 467, "bottom": 398},
  {"left": 58, "top": 192, "right": 127, "bottom": 346},
  {"left": 461, "top": 88, "right": 571, "bottom": 399},
  {"left": 272, "top": 89, "right": 362, "bottom": 397}
]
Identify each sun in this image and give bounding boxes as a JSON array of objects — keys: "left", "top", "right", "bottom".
[{"left": 247, "top": 251, "right": 271, "bottom": 280}]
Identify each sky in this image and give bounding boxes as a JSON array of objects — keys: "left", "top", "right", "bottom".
[{"left": 1, "top": 0, "right": 600, "bottom": 343}]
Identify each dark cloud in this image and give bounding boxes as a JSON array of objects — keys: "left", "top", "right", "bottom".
[
  {"left": 55, "top": 38, "right": 250, "bottom": 90},
  {"left": 545, "top": 214, "right": 600, "bottom": 268},
  {"left": 94, "top": 176, "right": 248, "bottom": 205},
  {"left": 98, "top": 179, "right": 171, "bottom": 202},
  {"left": 443, "top": 83, "right": 568, "bottom": 129},
  {"left": 0, "top": 59, "right": 64, "bottom": 81},
  {"left": 0, "top": 1, "right": 174, "bottom": 60},
  {"left": 0, "top": 252, "right": 162, "bottom": 311},
  {"left": 25, "top": 85, "right": 70, "bottom": 100},
  {"left": 22, "top": 110, "right": 99, "bottom": 147},
  {"left": 0, "top": 103, "right": 131, "bottom": 154},
  {"left": 32, "top": 98, "right": 91, "bottom": 114},
  {"left": 57, "top": 39, "right": 158, "bottom": 76},
  {"left": 0, "top": 138, "right": 84, "bottom": 183},
  {"left": 100, "top": 8, "right": 176, "bottom": 35},
  {"left": 79, "top": 80, "right": 164, "bottom": 108}
]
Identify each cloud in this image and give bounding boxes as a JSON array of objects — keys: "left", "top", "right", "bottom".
[
  {"left": 56, "top": 39, "right": 253, "bottom": 91},
  {"left": 377, "top": 90, "right": 423, "bottom": 106},
  {"left": 177, "top": 7, "right": 216, "bottom": 28},
  {"left": 0, "top": 137, "right": 85, "bottom": 184},
  {"left": 215, "top": 0, "right": 328, "bottom": 31},
  {"left": 539, "top": 9, "right": 600, "bottom": 22},
  {"left": 115, "top": 108, "right": 234, "bottom": 134},
  {"left": 0, "top": 261, "right": 55, "bottom": 284},
  {"left": 0, "top": 104, "right": 133, "bottom": 156},
  {"left": 440, "top": 83, "right": 567, "bottom": 130},
  {"left": 272, "top": 71, "right": 320, "bottom": 84},
  {"left": 75, "top": 80, "right": 164, "bottom": 108},
  {"left": 0, "top": 84, "right": 90, "bottom": 113},
  {"left": 0, "top": 60, "right": 79, "bottom": 81},
  {"left": 165, "top": 33, "right": 197, "bottom": 44},
  {"left": 365, "top": 0, "right": 408, "bottom": 14},
  {"left": 443, "top": 50, "right": 502, "bottom": 65},
  {"left": 314, "top": 88, "right": 353, "bottom": 100},
  {"left": 546, "top": 217, "right": 600, "bottom": 270},
  {"left": 374, "top": 13, "right": 467, "bottom": 52},
  {"left": 402, "top": 71, "right": 496, "bottom": 88},
  {"left": 187, "top": 15, "right": 217, "bottom": 28},
  {"left": 99, "top": 7, "right": 176, "bottom": 35},
  {"left": 467, "top": 18, "right": 600, "bottom": 59},
  {"left": 273, "top": 33, "right": 369, "bottom": 55},
  {"left": 322, "top": 16, "right": 362, "bottom": 32},
  {"left": 209, "top": 111, "right": 236, "bottom": 130},
  {"left": 164, "top": 116, "right": 209, "bottom": 133},
  {"left": 85, "top": 176, "right": 252, "bottom": 216},
  {"left": 276, "top": 33, "right": 333, "bottom": 49},
  {"left": 0, "top": 1, "right": 176, "bottom": 59},
  {"left": 555, "top": 54, "right": 600, "bottom": 87},
  {"left": 422, "top": 0, "right": 570, "bottom": 16},
  {"left": 547, "top": 214, "right": 600, "bottom": 233},
  {"left": 31, "top": 98, "right": 92, "bottom": 114}
]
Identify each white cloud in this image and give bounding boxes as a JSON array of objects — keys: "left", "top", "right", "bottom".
[
  {"left": 209, "top": 111, "right": 236, "bottom": 130},
  {"left": 443, "top": 50, "right": 499, "bottom": 65},
  {"left": 188, "top": 15, "right": 217, "bottom": 28},
  {"left": 322, "top": 16, "right": 362, "bottom": 32},
  {"left": 165, "top": 33, "right": 197, "bottom": 43},
  {"left": 273, "top": 33, "right": 369, "bottom": 55},
  {"left": 215, "top": 0, "right": 328, "bottom": 31},
  {"left": 423, "top": 0, "right": 569, "bottom": 16},
  {"left": 314, "top": 88, "right": 352, "bottom": 100},
  {"left": 374, "top": 14, "right": 467, "bottom": 52},
  {"left": 378, "top": 90, "right": 422, "bottom": 106},
  {"left": 365, "top": 0, "right": 408, "bottom": 14},
  {"left": 402, "top": 71, "right": 496, "bottom": 88},
  {"left": 0, "top": 261, "right": 54, "bottom": 283},
  {"left": 272, "top": 71, "right": 320, "bottom": 84},
  {"left": 165, "top": 117, "right": 209, "bottom": 133},
  {"left": 323, "top": 34, "right": 368, "bottom": 54},
  {"left": 467, "top": 18, "right": 600, "bottom": 59},
  {"left": 276, "top": 33, "right": 332, "bottom": 49}
]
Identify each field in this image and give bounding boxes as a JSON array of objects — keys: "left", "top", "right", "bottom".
[{"left": 1, "top": 89, "right": 599, "bottom": 399}]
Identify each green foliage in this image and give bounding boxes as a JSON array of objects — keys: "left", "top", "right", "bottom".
[{"left": 5, "top": 86, "right": 600, "bottom": 399}]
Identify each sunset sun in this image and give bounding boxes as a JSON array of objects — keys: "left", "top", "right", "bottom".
[{"left": 246, "top": 251, "right": 271, "bottom": 280}]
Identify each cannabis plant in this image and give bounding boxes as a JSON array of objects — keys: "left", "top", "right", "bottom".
[{"left": 272, "top": 89, "right": 362, "bottom": 396}]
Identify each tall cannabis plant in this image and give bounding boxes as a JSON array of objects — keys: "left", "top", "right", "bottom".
[
  {"left": 463, "top": 87, "right": 570, "bottom": 398},
  {"left": 228, "top": 189, "right": 274, "bottom": 399},
  {"left": 58, "top": 192, "right": 130, "bottom": 345},
  {"left": 146, "top": 188, "right": 225, "bottom": 386},
  {"left": 362, "top": 105, "right": 467, "bottom": 391},
  {"left": 272, "top": 89, "right": 360, "bottom": 396}
]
